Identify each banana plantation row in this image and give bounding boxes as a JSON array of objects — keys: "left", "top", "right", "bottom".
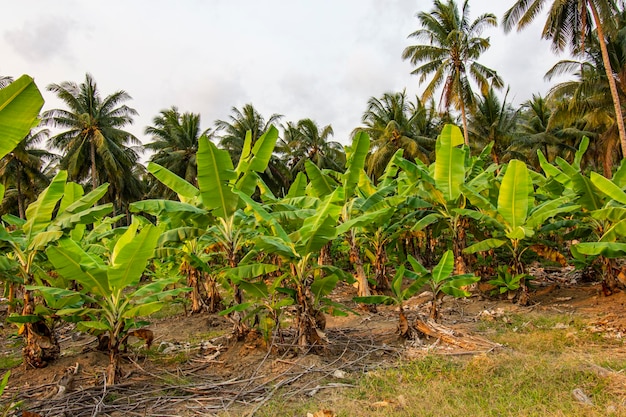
[{"left": 1, "top": 76, "right": 624, "bottom": 386}]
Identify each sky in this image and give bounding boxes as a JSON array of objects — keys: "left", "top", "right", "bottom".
[{"left": 0, "top": 1, "right": 570, "bottom": 152}]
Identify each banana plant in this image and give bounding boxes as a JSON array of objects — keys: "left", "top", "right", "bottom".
[
  {"left": 1, "top": 171, "right": 112, "bottom": 368},
  {"left": 355, "top": 250, "right": 479, "bottom": 329},
  {"left": 38, "top": 220, "right": 188, "bottom": 384},
  {"left": 237, "top": 187, "right": 347, "bottom": 349},
  {"left": 463, "top": 160, "right": 578, "bottom": 305},
  {"left": 570, "top": 166, "right": 626, "bottom": 294},
  {"left": 407, "top": 124, "right": 496, "bottom": 273},
  {"left": 219, "top": 274, "right": 292, "bottom": 346},
  {"left": 132, "top": 126, "right": 279, "bottom": 328}
]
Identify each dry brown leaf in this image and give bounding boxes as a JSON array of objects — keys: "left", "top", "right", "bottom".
[
  {"left": 529, "top": 245, "right": 567, "bottom": 266},
  {"left": 313, "top": 410, "right": 336, "bottom": 417}
]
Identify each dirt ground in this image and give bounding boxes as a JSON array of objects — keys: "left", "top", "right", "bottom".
[{"left": 1, "top": 265, "right": 626, "bottom": 416}]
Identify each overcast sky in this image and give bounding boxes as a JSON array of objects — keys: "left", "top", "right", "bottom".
[{"left": 1, "top": 1, "right": 570, "bottom": 150}]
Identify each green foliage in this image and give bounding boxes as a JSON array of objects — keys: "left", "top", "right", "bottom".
[
  {"left": 0, "top": 75, "right": 44, "bottom": 161},
  {"left": 356, "top": 250, "right": 478, "bottom": 323},
  {"left": 487, "top": 266, "right": 528, "bottom": 295}
]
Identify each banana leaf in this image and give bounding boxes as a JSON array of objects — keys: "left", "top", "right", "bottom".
[
  {"left": 435, "top": 124, "right": 465, "bottom": 202},
  {"left": 498, "top": 160, "right": 529, "bottom": 231},
  {"left": 432, "top": 250, "right": 454, "bottom": 284},
  {"left": 147, "top": 162, "right": 199, "bottom": 203},
  {"left": 590, "top": 172, "right": 626, "bottom": 205},
  {"left": 342, "top": 131, "right": 369, "bottom": 198},
  {"left": 109, "top": 223, "right": 161, "bottom": 290},
  {"left": 24, "top": 170, "right": 67, "bottom": 240},
  {"left": 197, "top": 137, "right": 239, "bottom": 218},
  {"left": 0, "top": 75, "right": 44, "bottom": 160}
]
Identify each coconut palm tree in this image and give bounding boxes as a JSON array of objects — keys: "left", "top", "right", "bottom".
[
  {"left": 507, "top": 94, "right": 586, "bottom": 170},
  {"left": 355, "top": 90, "right": 438, "bottom": 180},
  {"left": 278, "top": 118, "right": 345, "bottom": 175},
  {"left": 467, "top": 87, "right": 519, "bottom": 165},
  {"left": 215, "top": 103, "right": 283, "bottom": 163},
  {"left": 0, "top": 128, "right": 57, "bottom": 218},
  {"left": 0, "top": 76, "right": 13, "bottom": 89},
  {"left": 215, "top": 104, "right": 289, "bottom": 195},
  {"left": 44, "top": 73, "right": 141, "bottom": 193},
  {"left": 543, "top": 17, "right": 626, "bottom": 176},
  {"left": 503, "top": 0, "right": 626, "bottom": 161},
  {"left": 145, "top": 106, "right": 211, "bottom": 197},
  {"left": 402, "top": 0, "right": 503, "bottom": 146}
]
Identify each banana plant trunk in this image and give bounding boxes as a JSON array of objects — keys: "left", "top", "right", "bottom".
[
  {"left": 600, "top": 256, "right": 622, "bottom": 295},
  {"left": 202, "top": 272, "right": 222, "bottom": 313},
  {"left": 348, "top": 232, "right": 370, "bottom": 297},
  {"left": 294, "top": 282, "right": 324, "bottom": 349},
  {"left": 373, "top": 241, "right": 390, "bottom": 292},
  {"left": 318, "top": 242, "right": 331, "bottom": 267},
  {"left": 512, "top": 241, "right": 529, "bottom": 306},
  {"left": 183, "top": 263, "right": 203, "bottom": 314},
  {"left": 452, "top": 217, "right": 469, "bottom": 274},
  {"left": 106, "top": 329, "right": 123, "bottom": 385},
  {"left": 21, "top": 301, "right": 60, "bottom": 368}
]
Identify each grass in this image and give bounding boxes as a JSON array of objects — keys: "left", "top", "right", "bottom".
[
  {"left": 253, "top": 311, "right": 626, "bottom": 417},
  {"left": 0, "top": 354, "right": 22, "bottom": 371}
]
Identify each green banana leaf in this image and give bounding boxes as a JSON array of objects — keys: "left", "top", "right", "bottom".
[
  {"left": 47, "top": 241, "right": 109, "bottom": 297},
  {"left": 286, "top": 172, "right": 307, "bottom": 198},
  {"left": 571, "top": 173, "right": 602, "bottom": 211},
  {"left": 130, "top": 199, "right": 206, "bottom": 216},
  {"left": 435, "top": 124, "right": 465, "bottom": 202},
  {"left": 600, "top": 219, "right": 626, "bottom": 243},
  {"left": 342, "top": 131, "right": 370, "bottom": 198},
  {"left": 590, "top": 172, "right": 626, "bottom": 205},
  {"left": 572, "top": 242, "right": 626, "bottom": 258},
  {"left": 109, "top": 223, "right": 161, "bottom": 290},
  {"left": 498, "top": 160, "right": 529, "bottom": 231},
  {"left": 432, "top": 250, "right": 454, "bottom": 284},
  {"left": 613, "top": 159, "right": 626, "bottom": 188},
  {"left": 224, "top": 264, "right": 280, "bottom": 283},
  {"left": 58, "top": 182, "right": 84, "bottom": 213},
  {"left": 0, "top": 75, "right": 44, "bottom": 160},
  {"left": 464, "top": 238, "right": 507, "bottom": 254},
  {"left": 147, "top": 162, "right": 200, "bottom": 203},
  {"left": 353, "top": 295, "right": 394, "bottom": 305},
  {"left": 336, "top": 207, "right": 395, "bottom": 236},
  {"left": 525, "top": 197, "right": 578, "bottom": 229},
  {"left": 293, "top": 189, "right": 342, "bottom": 255},
  {"left": 248, "top": 125, "right": 279, "bottom": 174},
  {"left": 197, "top": 137, "right": 239, "bottom": 218},
  {"left": 24, "top": 170, "right": 67, "bottom": 240},
  {"left": 305, "top": 160, "right": 339, "bottom": 197}
]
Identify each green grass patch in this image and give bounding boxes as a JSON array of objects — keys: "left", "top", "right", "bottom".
[
  {"left": 254, "top": 311, "right": 626, "bottom": 417},
  {"left": 0, "top": 354, "right": 22, "bottom": 371}
]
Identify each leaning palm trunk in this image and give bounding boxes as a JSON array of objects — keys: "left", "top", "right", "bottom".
[{"left": 589, "top": 2, "right": 626, "bottom": 158}]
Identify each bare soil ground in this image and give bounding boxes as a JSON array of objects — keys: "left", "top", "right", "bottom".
[{"left": 1, "top": 266, "right": 626, "bottom": 416}]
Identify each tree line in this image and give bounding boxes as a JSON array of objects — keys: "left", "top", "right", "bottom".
[{"left": 2, "top": 0, "right": 625, "bottom": 221}]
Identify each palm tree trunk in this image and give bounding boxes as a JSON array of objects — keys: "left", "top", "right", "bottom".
[
  {"left": 90, "top": 139, "right": 98, "bottom": 190},
  {"left": 460, "top": 99, "right": 470, "bottom": 147},
  {"left": 589, "top": 3, "right": 626, "bottom": 159}
]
